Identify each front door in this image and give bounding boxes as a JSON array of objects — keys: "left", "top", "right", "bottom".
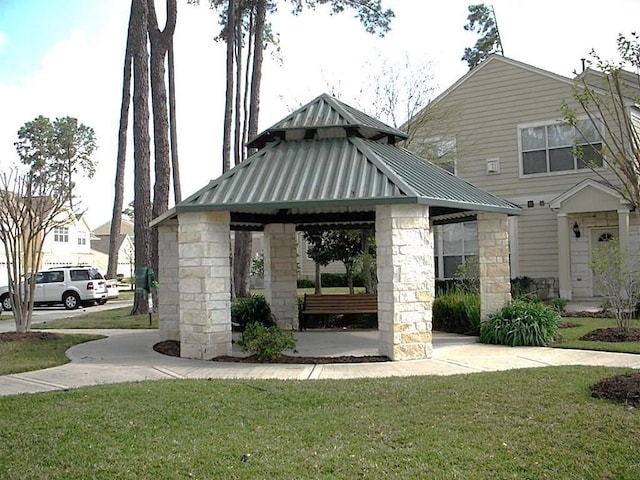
[{"left": 590, "top": 227, "right": 617, "bottom": 297}]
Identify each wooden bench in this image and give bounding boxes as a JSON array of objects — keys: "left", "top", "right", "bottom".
[{"left": 300, "top": 293, "right": 378, "bottom": 330}]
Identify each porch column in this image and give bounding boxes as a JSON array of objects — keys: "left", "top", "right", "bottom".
[
  {"left": 264, "top": 223, "right": 298, "bottom": 330},
  {"left": 376, "top": 204, "right": 433, "bottom": 361},
  {"left": 556, "top": 213, "right": 572, "bottom": 300},
  {"left": 178, "top": 211, "right": 232, "bottom": 359},
  {"left": 618, "top": 208, "right": 630, "bottom": 253},
  {"left": 478, "top": 212, "right": 511, "bottom": 321},
  {"left": 157, "top": 219, "right": 179, "bottom": 341}
]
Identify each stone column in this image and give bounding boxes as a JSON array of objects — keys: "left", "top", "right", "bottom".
[
  {"left": 264, "top": 223, "right": 298, "bottom": 330},
  {"left": 556, "top": 213, "right": 572, "bottom": 300},
  {"left": 158, "top": 219, "right": 179, "bottom": 341},
  {"left": 376, "top": 204, "right": 433, "bottom": 361},
  {"left": 178, "top": 211, "right": 232, "bottom": 359},
  {"left": 478, "top": 212, "right": 511, "bottom": 321}
]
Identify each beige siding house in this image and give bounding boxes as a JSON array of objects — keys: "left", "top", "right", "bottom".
[{"left": 412, "top": 55, "right": 637, "bottom": 301}]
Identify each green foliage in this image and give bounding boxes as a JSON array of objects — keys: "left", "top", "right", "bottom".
[
  {"left": 550, "top": 297, "right": 567, "bottom": 313},
  {"left": 14, "top": 115, "right": 97, "bottom": 206},
  {"left": 589, "top": 239, "right": 640, "bottom": 331},
  {"left": 297, "top": 278, "right": 315, "bottom": 289},
  {"left": 321, "top": 273, "right": 365, "bottom": 288},
  {"left": 480, "top": 299, "right": 560, "bottom": 347},
  {"left": 462, "top": 4, "right": 504, "bottom": 69},
  {"left": 511, "top": 276, "right": 534, "bottom": 298},
  {"left": 433, "top": 288, "right": 480, "bottom": 335},
  {"left": 251, "top": 253, "right": 264, "bottom": 278},
  {"left": 237, "top": 322, "right": 296, "bottom": 361},
  {"left": 453, "top": 256, "right": 480, "bottom": 294},
  {"left": 230, "top": 295, "right": 275, "bottom": 331}
]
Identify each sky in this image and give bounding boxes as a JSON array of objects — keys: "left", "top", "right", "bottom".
[{"left": 1, "top": 0, "right": 640, "bottom": 228}]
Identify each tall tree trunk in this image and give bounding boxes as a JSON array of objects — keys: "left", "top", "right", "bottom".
[
  {"left": 131, "top": 0, "right": 152, "bottom": 315},
  {"left": 314, "top": 262, "right": 321, "bottom": 294},
  {"left": 233, "top": 0, "right": 266, "bottom": 298},
  {"left": 148, "top": 0, "right": 177, "bottom": 276},
  {"left": 222, "top": 0, "right": 234, "bottom": 173},
  {"left": 107, "top": 1, "right": 135, "bottom": 280},
  {"left": 168, "top": 37, "right": 181, "bottom": 203}
]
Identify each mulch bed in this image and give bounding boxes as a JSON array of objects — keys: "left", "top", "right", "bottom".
[
  {"left": 579, "top": 327, "right": 640, "bottom": 342},
  {"left": 0, "top": 332, "right": 61, "bottom": 342},
  {"left": 590, "top": 373, "right": 640, "bottom": 407},
  {"left": 153, "top": 339, "right": 390, "bottom": 364}
]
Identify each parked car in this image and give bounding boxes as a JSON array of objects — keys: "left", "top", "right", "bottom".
[
  {"left": 105, "top": 278, "right": 119, "bottom": 299},
  {"left": 0, "top": 266, "right": 108, "bottom": 311}
]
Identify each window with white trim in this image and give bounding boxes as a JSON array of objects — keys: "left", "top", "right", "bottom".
[
  {"left": 434, "top": 221, "right": 478, "bottom": 279},
  {"left": 520, "top": 119, "right": 603, "bottom": 175},
  {"left": 53, "top": 227, "right": 69, "bottom": 243},
  {"left": 77, "top": 231, "right": 87, "bottom": 245}
]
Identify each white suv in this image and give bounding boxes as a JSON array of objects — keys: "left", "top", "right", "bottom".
[{"left": 0, "top": 266, "right": 108, "bottom": 311}]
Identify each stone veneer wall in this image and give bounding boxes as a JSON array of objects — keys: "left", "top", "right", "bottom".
[
  {"left": 263, "top": 223, "right": 298, "bottom": 330},
  {"left": 157, "top": 219, "right": 179, "bottom": 341},
  {"left": 376, "top": 204, "right": 433, "bottom": 360},
  {"left": 478, "top": 212, "right": 511, "bottom": 320},
  {"left": 178, "top": 211, "right": 232, "bottom": 359}
]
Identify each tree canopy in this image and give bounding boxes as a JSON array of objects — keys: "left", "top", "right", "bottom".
[
  {"left": 14, "top": 115, "right": 97, "bottom": 210},
  {"left": 461, "top": 3, "right": 503, "bottom": 70}
]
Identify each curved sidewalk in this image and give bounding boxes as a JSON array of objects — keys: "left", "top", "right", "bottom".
[{"left": 1, "top": 329, "right": 640, "bottom": 397}]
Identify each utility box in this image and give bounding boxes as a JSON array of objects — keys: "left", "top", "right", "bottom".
[{"left": 135, "top": 267, "right": 150, "bottom": 291}]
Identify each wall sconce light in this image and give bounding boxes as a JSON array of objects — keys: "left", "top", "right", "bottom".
[{"left": 572, "top": 221, "right": 581, "bottom": 238}]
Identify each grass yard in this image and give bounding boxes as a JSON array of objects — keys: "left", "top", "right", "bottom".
[
  {"left": 0, "top": 333, "right": 104, "bottom": 375},
  {"left": 37, "top": 306, "right": 158, "bottom": 330},
  {"left": 554, "top": 317, "right": 640, "bottom": 354},
  {"left": 0, "top": 366, "right": 638, "bottom": 479}
]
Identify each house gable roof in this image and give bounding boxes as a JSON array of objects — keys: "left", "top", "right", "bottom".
[{"left": 550, "top": 179, "right": 630, "bottom": 213}]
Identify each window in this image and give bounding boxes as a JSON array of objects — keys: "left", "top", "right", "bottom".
[
  {"left": 520, "top": 119, "right": 603, "bottom": 175},
  {"left": 423, "top": 137, "right": 456, "bottom": 174},
  {"left": 77, "top": 231, "right": 87, "bottom": 245},
  {"left": 53, "top": 227, "right": 69, "bottom": 243},
  {"left": 434, "top": 222, "right": 478, "bottom": 279}
]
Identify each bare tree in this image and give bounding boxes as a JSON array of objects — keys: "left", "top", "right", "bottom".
[
  {"left": 0, "top": 132, "right": 87, "bottom": 332},
  {"left": 562, "top": 33, "right": 640, "bottom": 209}
]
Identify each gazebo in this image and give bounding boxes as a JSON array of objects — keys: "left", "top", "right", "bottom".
[{"left": 152, "top": 94, "right": 520, "bottom": 361}]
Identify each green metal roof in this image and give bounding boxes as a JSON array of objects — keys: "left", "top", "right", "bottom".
[
  {"left": 152, "top": 94, "right": 519, "bottom": 230},
  {"left": 247, "top": 93, "right": 408, "bottom": 149}
]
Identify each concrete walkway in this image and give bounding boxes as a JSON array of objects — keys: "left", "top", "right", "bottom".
[{"left": 1, "top": 329, "right": 640, "bottom": 396}]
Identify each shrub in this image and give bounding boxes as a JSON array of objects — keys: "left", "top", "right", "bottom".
[
  {"left": 230, "top": 295, "right": 275, "bottom": 331},
  {"left": 550, "top": 297, "right": 567, "bottom": 313},
  {"left": 480, "top": 299, "right": 560, "bottom": 347},
  {"left": 297, "top": 278, "right": 315, "bottom": 289},
  {"left": 237, "top": 322, "right": 296, "bottom": 361},
  {"left": 433, "top": 289, "right": 480, "bottom": 335},
  {"left": 320, "top": 273, "right": 364, "bottom": 288}
]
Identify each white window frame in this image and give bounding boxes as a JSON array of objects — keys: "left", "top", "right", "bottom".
[
  {"left": 433, "top": 221, "right": 478, "bottom": 280},
  {"left": 517, "top": 117, "right": 605, "bottom": 178},
  {"left": 53, "top": 226, "right": 69, "bottom": 243},
  {"left": 77, "top": 231, "right": 87, "bottom": 246}
]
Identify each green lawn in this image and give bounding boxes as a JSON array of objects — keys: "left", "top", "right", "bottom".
[
  {"left": 0, "top": 333, "right": 104, "bottom": 375},
  {"left": 37, "top": 306, "right": 158, "bottom": 330},
  {"left": 0, "top": 366, "right": 638, "bottom": 479},
  {"left": 554, "top": 317, "right": 640, "bottom": 354}
]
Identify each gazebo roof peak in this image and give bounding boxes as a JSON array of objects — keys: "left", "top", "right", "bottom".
[{"left": 247, "top": 93, "right": 408, "bottom": 150}]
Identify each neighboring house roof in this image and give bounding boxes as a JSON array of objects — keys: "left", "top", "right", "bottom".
[
  {"left": 93, "top": 217, "right": 134, "bottom": 236},
  {"left": 91, "top": 234, "right": 128, "bottom": 255},
  {"left": 153, "top": 95, "right": 519, "bottom": 230}
]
